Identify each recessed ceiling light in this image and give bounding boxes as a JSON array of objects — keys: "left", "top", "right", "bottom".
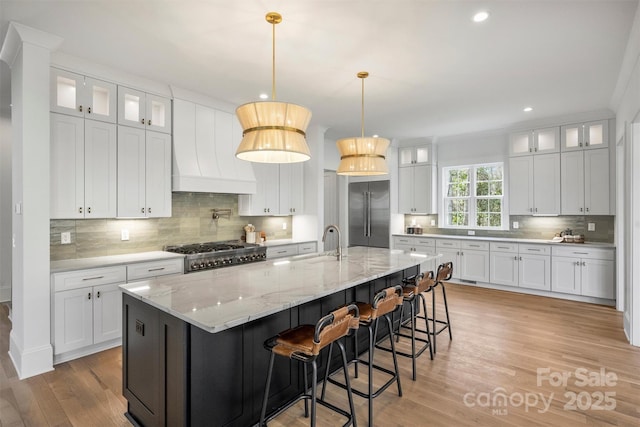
[
  {"left": 372, "top": 134, "right": 379, "bottom": 138},
  {"left": 523, "top": 107, "right": 533, "bottom": 112},
  {"left": 259, "top": 93, "right": 269, "bottom": 100},
  {"left": 473, "top": 11, "right": 490, "bottom": 23}
]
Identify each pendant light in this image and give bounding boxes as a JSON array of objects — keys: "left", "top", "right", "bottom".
[
  {"left": 235, "top": 12, "right": 312, "bottom": 163},
  {"left": 336, "top": 72, "right": 389, "bottom": 175}
]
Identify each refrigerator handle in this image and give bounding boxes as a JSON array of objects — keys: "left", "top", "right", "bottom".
[
  {"left": 363, "top": 192, "right": 368, "bottom": 237},
  {"left": 367, "top": 191, "right": 372, "bottom": 237}
]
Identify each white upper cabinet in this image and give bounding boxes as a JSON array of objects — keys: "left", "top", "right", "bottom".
[
  {"left": 117, "top": 126, "right": 171, "bottom": 218},
  {"left": 509, "top": 153, "right": 560, "bottom": 215},
  {"left": 399, "top": 144, "right": 431, "bottom": 166},
  {"left": 508, "top": 127, "right": 560, "bottom": 157},
  {"left": 561, "top": 148, "right": 610, "bottom": 215},
  {"left": 239, "top": 163, "right": 279, "bottom": 215},
  {"left": 117, "top": 86, "right": 171, "bottom": 134},
  {"left": 279, "top": 163, "right": 304, "bottom": 215},
  {"left": 50, "top": 113, "right": 117, "bottom": 219},
  {"left": 51, "top": 68, "right": 116, "bottom": 123},
  {"left": 560, "top": 120, "right": 608, "bottom": 151},
  {"left": 398, "top": 164, "right": 435, "bottom": 214}
]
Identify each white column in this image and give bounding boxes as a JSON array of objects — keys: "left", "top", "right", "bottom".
[{"left": 0, "top": 22, "right": 62, "bottom": 378}]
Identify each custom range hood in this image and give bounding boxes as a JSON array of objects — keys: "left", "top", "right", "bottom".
[{"left": 172, "top": 94, "right": 257, "bottom": 194}]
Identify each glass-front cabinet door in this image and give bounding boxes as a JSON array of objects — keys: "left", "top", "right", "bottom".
[
  {"left": 118, "top": 86, "right": 172, "bottom": 133},
  {"left": 146, "top": 94, "right": 172, "bottom": 134},
  {"left": 399, "top": 144, "right": 431, "bottom": 166},
  {"left": 508, "top": 131, "right": 533, "bottom": 156},
  {"left": 50, "top": 69, "right": 116, "bottom": 123},
  {"left": 533, "top": 127, "right": 560, "bottom": 154},
  {"left": 561, "top": 120, "right": 608, "bottom": 151}
]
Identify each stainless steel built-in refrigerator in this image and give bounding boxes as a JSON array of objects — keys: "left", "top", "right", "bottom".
[{"left": 349, "top": 181, "right": 390, "bottom": 248}]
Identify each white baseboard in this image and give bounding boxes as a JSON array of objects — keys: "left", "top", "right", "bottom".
[
  {"left": 53, "top": 339, "right": 121, "bottom": 365},
  {"left": 9, "top": 330, "right": 54, "bottom": 379}
]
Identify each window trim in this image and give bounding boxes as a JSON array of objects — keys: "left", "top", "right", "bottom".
[{"left": 441, "top": 162, "right": 508, "bottom": 231}]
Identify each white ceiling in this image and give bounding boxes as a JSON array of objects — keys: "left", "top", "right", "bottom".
[{"left": 0, "top": 0, "right": 637, "bottom": 141}]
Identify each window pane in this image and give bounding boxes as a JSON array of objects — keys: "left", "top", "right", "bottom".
[
  {"left": 477, "top": 199, "right": 488, "bottom": 212},
  {"left": 490, "top": 182, "right": 503, "bottom": 196},
  {"left": 489, "top": 214, "right": 502, "bottom": 227},
  {"left": 492, "top": 166, "right": 503, "bottom": 180},
  {"left": 477, "top": 182, "right": 489, "bottom": 196},
  {"left": 476, "top": 167, "right": 490, "bottom": 181},
  {"left": 489, "top": 199, "right": 501, "bottom": 212},
  {"left": 477, "top": 213, "right": 488, "bottom": 227}
]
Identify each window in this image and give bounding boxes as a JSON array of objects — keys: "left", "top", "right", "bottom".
[{"left": 443, "top": 163, "right": 504, "bottom": 229}]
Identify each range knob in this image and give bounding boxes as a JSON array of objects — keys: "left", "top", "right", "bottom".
[
  {"left": 191, "top": 263, "right": 199, "bottom": 270},
  {"left": 199, "top": 262, "right": 206, "bottom": 269},
  {"left": 206, "top": 261, "right": 214, "bottom": 268}
]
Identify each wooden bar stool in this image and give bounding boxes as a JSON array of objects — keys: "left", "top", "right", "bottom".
[
  {"left": 322, "top": 286, "right": 403, "bottom": 427},
  {"left": 386, "top": 270, "right": 435, "bottom": 380},
  {"left": 259, "top": 304, "right": 360, "bottom": 427},
  {"left": 429, "top": 262, "right": 454, "bottom": 354}
]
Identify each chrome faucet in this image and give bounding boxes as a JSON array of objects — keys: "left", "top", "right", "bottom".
[{"left": 322, "top": 224, "right": 342, "bottom": 261}]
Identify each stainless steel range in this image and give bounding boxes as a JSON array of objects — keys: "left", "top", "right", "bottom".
[{"left": 165, "top": 240, "right": 267, "bottom": 273}]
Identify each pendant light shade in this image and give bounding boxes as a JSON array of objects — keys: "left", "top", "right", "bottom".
[
  {"left": 337, "top": 72, "right": 389, "bottom": 175},
  {"left": 235, "top": 12, "right": 312, "bottom": 163}
]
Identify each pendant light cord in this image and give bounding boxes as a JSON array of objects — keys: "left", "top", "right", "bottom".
[
  {"left": 361, "top": 76, "right": 365, "bottom": 138},
  {"left": 272, "top": 19, "right": 276, "bottom": 101}
]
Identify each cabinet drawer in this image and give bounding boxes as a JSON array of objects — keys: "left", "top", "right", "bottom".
[
  {"left": 519, "top": 244, "right": 551, "bottom": 256},
  {"left": 435, "top": 239, "right": 461, "bottom": 249},
  {"left": 461, "top": 241, "right": 489, "bottom": 251},
  {"left": 490, "top": 242, "right": 518, "bottom": 252},
  {"left": 414, "top": 238, "right": 436, "bottom": 248},
  {"left": 53, "top": 266, "right": 127, "bottom": 292},
  {"left": 127, "top": 258, "right": 184, "bottom": 281},
  {"left": 298, "top": 242, "right": 317, "bottom": 254},
  {"left": 551, "top": 246, "right": 614, "bottom": 260},
  {"left": 267, "top": 245, "right": 299, "bottom": 258},
  {"left": 393, "top": 237, "right": 413, "bottom": 245}
]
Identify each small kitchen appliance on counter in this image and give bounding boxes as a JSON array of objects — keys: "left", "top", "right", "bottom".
[{"left": 165, "top": 240, "right": 267, "bottom": 273}]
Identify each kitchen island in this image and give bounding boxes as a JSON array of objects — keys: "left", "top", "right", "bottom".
[{"left": 120, "top": 247, "right": 437, "bottom": 427}]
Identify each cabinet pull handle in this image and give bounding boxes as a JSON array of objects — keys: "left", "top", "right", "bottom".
[
  {"left": 96, "top": 291, "right": 101, "bottom": 298},
  {"left": 586, "top": 207, "right": 589, "bottom": 212},
  {"left": 87, "top": 292, "right": 92, "bottom": 300},
  {"left": 79, "top": 105, "right": 83, "bottom": 112},
  {"left": 141, "top": 118, "right": 145, "bottom": 124},
  {"left": 469, "top": 244, "right": 480, "bottom": 247},
  {"left": 87, "top": 207, "right": 91, "bottom": 214},
  {"left": 535, "top": 208, "right": 538, "bottom": 212},
  {"left": 277, "top": 250, "right": 286, "bottom": 254},
  {"left": 148, "top": 267, "right": 165, "bottom": 272},
  {"left": 585, "top": 141, "right": 589, "bottom": 146},
  {"left": 148, "top": 119, "right": 152, "bottom": 126},
  {"left": 82, "top": 276, "right": 104, "bottom": 281},
  {"left": 498, "top": 246, "right": 510, "bottom": 249},
  {"left": 575, "top": 261, "right": 580, "bottom": 266},
  {"left": 582, "top": 261, "right": 586, "bottom": 266},
  {"left": 580, "top": 207, "right": 583, "bottom": 212},
  {"left": 79, "top": 207, "right": 83, "bottom": 214},
  {"left": 141, "top": 208, "right": 145, "bottom": 213},
  {"left": 514, "top": 256, "right": 518, "bottom": 260},
  {"left": 529, "top": 147, "right": 532, "bottom": 152},
  {"left": 87, "top": 107, "right": 91, "bottom": 114},
  {"left": 573, "top": 252, "right": 589, "bottom": 255},
  {"left": 519, "top": 256, "right": 523, "bottom": 261},
  {"left": 534, "top": 147, "right": 538, "bottom": 152},
  {"left": 579, "top": 142, "right": 582, "bottom": 147},
  {"left": 148, "top": 207, "right": 151, "bottom": 213},
  {"left": 527, "top": 248, "right": 541, "bottom": 252}
]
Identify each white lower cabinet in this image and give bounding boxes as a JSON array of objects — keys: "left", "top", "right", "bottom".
[
  {"left": 489, "top": 243, "right": 551, "bottom": 290},
  {"left": 435, "top": 239, "right": 489, "bottom": 282},
  {"left": 267, "top": 242, "right": 319, "bottom": 259},
  {"left": 551, "top": 247, "right": 615, "bottom": 299},
  {"left": 489, "top": 242, "right": 519, "bottom": 286},
  {"left": 393, "top": 236, "right": 437, "bottom": 273},
  {"left": 52, "top": 266, "right": 126, "bottom": 357},
  {"left": 52, "top": 258, "right": 184, "bottom": 363}
]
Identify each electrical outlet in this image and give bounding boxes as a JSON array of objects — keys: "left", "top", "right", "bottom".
[
  {"left": 513, "top": 221, "right": 519, "bottom": 229},
  {"left": 430, "top": 219, "right": 436, "bottom": 226},
  {"left": 61, "top": 232, "right": 71, "bottom": 244},
  {"left": 468, "top": 230, "right": 475, "bottom": 236},
  {"left": 121, "top": 229, "right": 130, "bottom": 241},
  {"left": 588, "top": 223, "right": 596, "bottom": 232},
  {"left": 282, "top": 222, "right": 287, "bottom": 230}
]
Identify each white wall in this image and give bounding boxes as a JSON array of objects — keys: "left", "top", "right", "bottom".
[
  {"left": 0, "top": 115, "right": 11, "bottom": 302},
  {"left": 611, "top": 2, "right": 640, "bottom": 346}
]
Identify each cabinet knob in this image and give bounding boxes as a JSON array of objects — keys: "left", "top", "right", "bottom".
[
  {"left": 78, "top": 207, "right": 83, "bottom": 214},
  {"left": 535, "top": 208, "right": 538, "bottom": 212},
  {"left": 96, "top": 291, "right": 101, "bottom": 298},
  {"left": 575, "top": 261, "right": 580, "bottom": 266},
  {"left": 580, "top": 207, "right": 583, "bottom": 212},
  {"left": 87, "top": 207, "right": 91, "bottom": 214},
  {"left": 534, "top": 147, "right": 538, "bottom": 152},
  {"left": 529, "top": 147, "right": 532, "bottom": 152},
  {"left": 519, "top": 256, "right": 523, "bottom": 261},
  {"left": 87, "top": 107, "right": 92, "bottom": 114},
  {"left": 79, "top": 105, "right": 83, "bottom": 112},
  {"left": 514, "top": 256, "right": 518, "bottom": 261},
  {"left": 87, "top": 292, "right": 91, "bottom": 300},
  {"left": 148, "top": 119, "right": 152, "bottom": 126},
  {"left": 582, "top": 261, "right": 586, "bottom": 266},
  {"left": 141, "top": 118, "right": 145, "bottom": 124},
  {"left": 579, "top": 142, "right": 583, "bottom": 147},
  {"left": 148, "top": 207, "right": 152, "bottom": 213},
  {"left": 141, "top": 207, "right": 145, "bottom": 213},
  {"left": 585, "top": 141, "right": 589, "bottom": 146},
  {"left": 585, "top": 207, "right": 589, "bottom": 212}
]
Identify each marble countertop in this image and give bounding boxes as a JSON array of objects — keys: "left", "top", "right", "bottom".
[
  {"left": 51, "top": 251, "right": 185, "bottom": 273},
  {"left": 120, "top": 247, "right": 436, "bottom": 334},
  {"left": 392, "top": 233, "right": 615, "bottom": 249}
]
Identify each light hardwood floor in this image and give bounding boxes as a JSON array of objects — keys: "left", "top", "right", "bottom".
[{"left": 1, "top": 284, "right": 639, "bottom": 426}]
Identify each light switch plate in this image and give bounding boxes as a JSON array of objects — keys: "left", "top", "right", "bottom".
[
  {"left": 61, "top": 232, "right": 71, "bottom": 244},
  {"left": 121, "top": 229, "right": 130, "bottom": 241},
  {"left": 430, "top": 219, "right": 436, "bottom": 226},
  {"left": 513, "top": 221, "right": 519, "bottom": 229},
  {"left": 588, "top": 223, "right": 596, "bottom": 232},
  {"left": 468, "top": 230, "right": 475, "bottom": 235}
]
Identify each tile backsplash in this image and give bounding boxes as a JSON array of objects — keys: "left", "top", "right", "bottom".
[
  {"left": 404, "top": 215, "right": 614, "bottom": 242},
  {"left": 50, "top": 193, "right": 292, "bottom": 261}
]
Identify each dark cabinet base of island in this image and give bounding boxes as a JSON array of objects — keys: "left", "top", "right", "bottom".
[{"left": 122, "top": 266, "right": 417, "bottom": 427}]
